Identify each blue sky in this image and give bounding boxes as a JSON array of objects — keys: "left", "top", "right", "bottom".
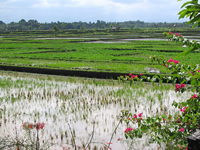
[{"left": 0, "top": 0, "right": 189, "bottom": 23}]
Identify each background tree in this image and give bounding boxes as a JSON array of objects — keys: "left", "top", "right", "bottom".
[{"left": 53, "top": 25, "right": 59, "bottom": 36}]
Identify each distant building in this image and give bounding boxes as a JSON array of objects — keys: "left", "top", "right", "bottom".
[{"left": 111, "top": 26, "right": 120, "bottom": 31}]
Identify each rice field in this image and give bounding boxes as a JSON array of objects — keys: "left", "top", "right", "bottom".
[
  {"left": 0, "top": 71, "right": 193, "bottom": 150},
  {"left": 0, "top": 29, "right": 200, "bottom": 76}
]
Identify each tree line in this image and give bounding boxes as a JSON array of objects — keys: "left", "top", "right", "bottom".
[{"left": 0, "top": 19, "right": 193, "bottom": 31}]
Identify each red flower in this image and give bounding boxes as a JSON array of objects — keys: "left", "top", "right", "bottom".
[
  {"left": 168, "top": 58, "right": 173, "bottom": 63},
  {"left": 140, "top": 73, "right": 143, "bottom": 76},
  {"left": 174, "top": 60, "right": 179, "bottom": 64},
  {"left": 22, "top": 122, "right": 45, "bottom": 130},
  {"left": 180, "top": 84, "right": 185, "bottom": 88},
  {"left": 175, "top": 84, "right": 180, "bottom": 91},
  {"left": 124, "top": 128, "right": 133, "bottom": 133},
  {"left": 138, "top": 113, "right": 142, "bottom": 117},
  {"left": 134, "top": 114, "right": 137, "bottom": 118},
  {"left": 180, "top": 106, "right": 187, "bottom": 112},
  {"left": 106, "top": 142, "right": 112, "bottom": 144},
  {"left": 191, "top": 94, "right": 198, "bottom": 99},
  {"left": 131, "top": 75, "right": 135, "bottom": 79},
  {"left": 129, "top": 73, "right": 132, "bottom": 76},
  {"left": 177, "top": 118, "right": 181, "bottom": 123},
  {"left": 191, "top": 71, "right": 194, "bottom": 76},
  {"left": 179, "top": 128, "right": 184, "bottom": 132},
  {"left": 35, "top": 123, "right": 45, "bottom": 130}
]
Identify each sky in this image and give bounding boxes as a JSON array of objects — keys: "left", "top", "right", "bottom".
[{"left": 0, "top": 0, "right": 189, "bottom": 23}]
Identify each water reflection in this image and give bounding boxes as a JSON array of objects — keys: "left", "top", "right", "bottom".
[{"left": 0, "top": 74, "right": 192, "bottom": 149}]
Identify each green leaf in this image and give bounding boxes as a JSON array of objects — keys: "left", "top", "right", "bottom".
[
  {"left": 175, "top": 47, "right": 197, "bottom": 58},
  {"left": 181, "top": 1, "right": 194, "bottom": 9}
]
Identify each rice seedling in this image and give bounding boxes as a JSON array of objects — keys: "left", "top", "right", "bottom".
[{"left": 0, "top": 71, "right": 193, "bottom": 149}]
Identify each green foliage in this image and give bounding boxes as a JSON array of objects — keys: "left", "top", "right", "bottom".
[
  {"left": 0, "top": 19, "right": 194, "bottom": 31},
  {"left": 119, "top": 33, "right": 200, "bottom": 149},
  {"left": 0, "top": 31, "right": 200, "bottom": 75},
  {"left": 163, "top": 31, "right": 200, "bottom": 58},
  {"left": 178, "top": 0, "right": 200, "bottom": 28}
]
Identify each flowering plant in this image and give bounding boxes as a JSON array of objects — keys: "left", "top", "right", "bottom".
[
  {"left": 22, "top": 122, "right": 45, "bottom": 130},
  {"left": 120, "top": 33, "right": 200, "bottom": 149}
]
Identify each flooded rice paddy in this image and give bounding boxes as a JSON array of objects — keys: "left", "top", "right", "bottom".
[{"left": 0, "top": 72, "right": 192, "bottom": 150}]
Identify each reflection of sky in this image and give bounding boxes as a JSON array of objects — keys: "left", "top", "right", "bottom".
[
  {"left": 0, "top": 74, "right": 192, "bottom": 149},
  {"left": 0, "top": 0, "right": 189, "bottom": 23}
]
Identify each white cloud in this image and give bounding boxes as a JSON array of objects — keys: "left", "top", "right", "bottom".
[
  {"left": 32, "top": 0, "right": 61, "bottom": 8},
  {"left": 0, "top": 0, "right": 189, "bottom": 23}
]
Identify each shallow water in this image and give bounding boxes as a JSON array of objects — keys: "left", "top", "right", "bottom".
[{"left": 0, "top": 74, "right": 192, "bottom": 150}]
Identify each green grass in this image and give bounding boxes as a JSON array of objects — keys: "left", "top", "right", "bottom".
[{"left": 0, "top": 29, "right": 199, "bottom": 75}]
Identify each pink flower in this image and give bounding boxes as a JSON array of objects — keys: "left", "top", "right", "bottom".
[
  {"left": 138, "top": 113, "right": 142, "bottom": 117},
  {"left": 191, "top": 94, "right": 198, "bottom": 99},
  {"left": 106, "top": 142, "right": 112, "bottom": 144},
  {"left": 180, "top": 84, "right": 185, "bottom": 88},
  {"left": 177, "top": 118, "right": 181, "bottom": 123},
  {"left": 131, "top": 75, "right": 136, "bottom": 79},
  {"left": 117, "top": 138, "right": 120, "bottom": 141},
  {"left": 165, "top": 65, "right": 168, "bottom": 68},
  {"left": 131, "top": 75, "right": 138, "bottom": 78},
  {"left": 175, "top": 33, "right": 179, "bottom": 36},
  {"left": 176, "top": 84, "right": 185, "bottom": 91},
  {"left": 169, "top": 32, "right": 173, "bottom": 34},
  {"left": 140, "top": 73, "right": 143, "bottom": 76},
  {"left": 124, "top": 128, "right": 133, "bottom": 133},
  {"left": 179, "top": 34, "right": 182, "bottom": 37},
  {"left": 168, "top": 58, "right": 173, "bottom": 63},
  {"left": 129, "top": 73, "right": 132, "bottom": 76},
  {"left": 180, "top": 106, "right": 187, "bottom": 112},
  {"left": 134, "top": 114, "right": 137, "bottom": 118},
  {"left": 198, "top": 70, "right": 200, "bottom": 72},
  {"left": 179, "top": 128, "right": 184, "bottom": 132},
  {"left": 174, "top": 60, "right": 179, "bottom": 64},
  {"left": 175, "top": 84, "right": 180, "bottom": 91}
]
